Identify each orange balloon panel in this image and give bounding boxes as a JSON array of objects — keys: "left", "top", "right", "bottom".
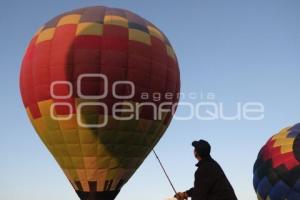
[{"left": 20, "top": 6, "right": 180, "bottom": 200}]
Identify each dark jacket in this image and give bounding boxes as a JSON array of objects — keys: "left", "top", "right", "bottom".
[{"left": 185, "top": 156, "right": 237, "bottom": 200}]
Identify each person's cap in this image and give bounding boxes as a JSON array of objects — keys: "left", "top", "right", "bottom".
[{"left": 192, "top": 139, "right": 211, "bottom": 157}]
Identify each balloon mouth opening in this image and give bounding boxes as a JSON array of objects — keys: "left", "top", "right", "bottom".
[{"left": 76, "top": 190, "right": 121, "bottom": 200}]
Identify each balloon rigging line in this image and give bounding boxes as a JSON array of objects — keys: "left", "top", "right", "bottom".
[{"left": 152, "top": 149, "right": 177, "bottom": 194}]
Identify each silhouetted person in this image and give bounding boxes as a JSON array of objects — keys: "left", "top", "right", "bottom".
[{"left": 175, "top": 140, "right": 237, "bottom": 200}]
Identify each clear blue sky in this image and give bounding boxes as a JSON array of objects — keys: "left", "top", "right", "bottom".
[{"left": 1, "top": 0, "right": 300, "bottom": 199}]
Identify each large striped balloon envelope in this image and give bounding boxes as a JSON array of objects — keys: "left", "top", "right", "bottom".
[
  {"left": 253, "top": 123, "right": 300, "bottom": 200},
  {"left": 20, "top": 6, "right": 180, "bottom": 200}
]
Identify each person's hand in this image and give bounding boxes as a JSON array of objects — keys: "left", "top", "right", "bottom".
[{"left": 175, "top": 192, "right": 188, "bottom": 200}]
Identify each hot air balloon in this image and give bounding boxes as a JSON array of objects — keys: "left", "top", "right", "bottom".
[
  {"left": 253, "top": 123, "right": 300, "bottom": 200},
  {"left": 20, "top": 6, "right": 180, "bottom": 200}
]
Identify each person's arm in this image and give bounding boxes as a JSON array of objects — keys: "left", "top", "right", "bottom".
[
  {"left": 184, "top": 171, "right": 197, "bottom": 197},
  {"left": 191, "top": 165, "right": 217, "bottom": 200},
  {"left": 185, "top": 187, "right": 194, "bottom": 197},
  {"left": 175, "top": 186, "right": 193, "bottom": 199}
]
